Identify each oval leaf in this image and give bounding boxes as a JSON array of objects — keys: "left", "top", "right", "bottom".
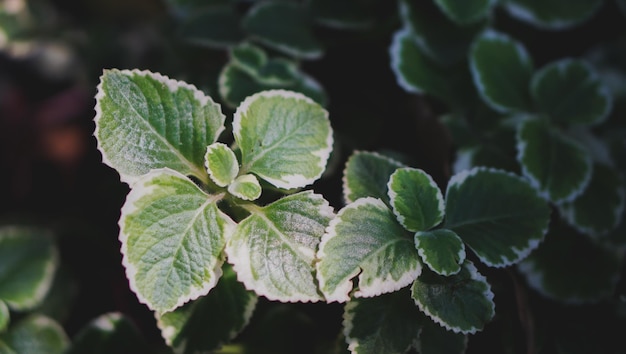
[
  {"left": 516, "top": 117, "right": 592, "bottom": 203},
  {"left": 317, "top": 197, "right": 421, "bottom": 302},
  {"left": 0, "top": 226, "right": 58, "bottom": 311},
  {"left": 444, "top": 167, "right": 550, "bottom": 267},
  {"left": 412, "top": 261, "right": 495, "bottom": 334},
  {"left": 470, "top": 30, "right": 534, "bottom": 113},
  {"left": 94, "top": 69, "right": 226, "bottom": 184},
  {"left": 504, "top": 0, "right": 603, "bottom": 30},
  {"left": 433, "top": 0, "right": 496, "bottom": 25},
  {"left": 120, "top": 168, "right": 235, "bottom": 313},
  {"left": 1, "top": 315, "right": 68, "bottom": 354},
  {"left": 205, "top": 142, "right": 239, "bottom": 187},
  {"left": 343, "top": 151, "right": 405, "bottom": 204},
  {"left": 415, "top": 229, "right": 466, "bottom": 276},
  {"left": 388, "top": 167, "right": 445, "bottom": 232},
  {"left": 226, "top": 191, "right": 334, "bottom": 302},
  {"left": 227, "top": 174, "right": 262, "bottom": 201},
  {"left": 530, "top": 59, "right": 612, "bottom": 126},
  {"left": 233, "top": 90, "right": 332, "bottom": 189}
]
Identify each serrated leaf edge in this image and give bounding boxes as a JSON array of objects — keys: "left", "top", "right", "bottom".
[
  {"left": 415, "top": 230, "right": 466, "bottom": 276},
  {"left": 389, "top": 27, "right": 424, "bottom": 95},
  {"left": 205, "top": 142, "right": 239, "bottom": 187},
  {"left": 342, "top": 151, "right": 405, "bottom": 204}
]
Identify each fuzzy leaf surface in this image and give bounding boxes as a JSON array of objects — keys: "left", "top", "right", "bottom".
[
  {"left": 504, "top": 0, "right": 602, "bottom": 29},
  {"left": 233, "top": 90, "right": 332, "bottom": 189},
  {"left": 227, "top": 191, "right": 334, "bottom": 302},
  {"left": 0, "top": 315, "right": 68, "bottom": 354},
  {"left": 317, "top": 198, "right": 420, "bottom": 302},
  {"left": 227, "top": 174, "right": 262, "bottom": 201},
  {"left": 66, "top": 313, "right": 144, "bottom": 354},
  {"left": 415, "top": 229, "right": 465, "bottom": 276},
  {"left": 120, "top": 168, "right": 235, "bottom": 313},
  {"left": 433, "top": 0, "right": 496, "bottom": 24},
  {"left": 205, "top": 142, "right": 239, "bottom": 187},
  {"left": 343, "top": 151, "right": 404, "bottom": 204},
  {"left": 444, "top": 167, "right": 550, "bottom": 267}
]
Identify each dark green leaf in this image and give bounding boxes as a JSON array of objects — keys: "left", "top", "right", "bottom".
[
  {"left": 67, "top": 313, "right": 144, "bottom": 354},
  {"left": 433, "top": 0, "right": 496, "bottom": 24},
  {"left": 504, "top": 0, "right": 603, "bottom": 29},
  {"left": 179, "top": 5, "right": 244, "bottom": 49},
  {"left": 415, "top": 229, "right": 466, "bottom": 276},
  {"left": 342, "top": 151, "right": 405, "bottom": 204}
]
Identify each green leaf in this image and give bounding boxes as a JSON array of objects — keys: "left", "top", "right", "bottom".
[
  {"left": 309, "top": 0, "right": 377, "bottom": 29},
  {"left": 227, "top": 174, "right": 262, "bottom": 201},
  {"left": 444, "top": 167, "right": 550, "bottom": 267},
  {"left": 417, "top": 318, "right": 468, "bottom": 354},
  {"left": 231, "top": 42, "right": 268, "bottom": 76},
  {"left": 504, "top": 0, "right": 603, "bottom": 29},
  {"left": 530, "top": 59, "right": 612, "bottom": 126},
  {"left": 227, "top": 191, "right": 334, "bottom": 302},
  {"left": 559, "top": 163, "right": 626, "bottom": 237},
  {"left": 243, "top": 2, "right": 322, "bottom": 59},
  {"left": 0, "top": 315, "right": 68, "bottom": 354},
  {"left": 66, "top": 313, "right": 144, "bottom": 354},
  {"left": 205, "top": 142, "right": 239, "bottom": 187},
  {"left": 415, "top": 229, "right": 466, "bottom": 276},
  {"left": 317, "top": 198, "right": 421, "bottom": 302},
  {"left": 179, "top": 5, "right": 244, "bottom": 49},
  {"left": 233, "top": 90, "right": 332, "bottom": 189},
  {"left": 0, "top": 340, "right": 15, "bottom": 354},
  {"left": 120, "top": 168, "right": 235, "bottom": 313},
  {"left": 157, "top": 265, "right": 257, "bottom": 353},
  {"left": 412, "top": 261, "right": 495, "bottom": 334},
  {"left": 0, "top": 301, "right": 8, "bottom": 333},
  {"left": 94, "top": 69, "right": 226, "bottom": 184},
  {"left": 516, "top": 117, "right": 592, "bottom": 203},
  {"left": 470, "top": 30, "right": 534, "bottom": 113},
  {"left": 343, "top": 151, "right": 405, "bottom": 204},
  {"left": 433, "top": 0, "right": 496, "bottom": 24},
  {"left": 0, "top": 226, "right": 58, "bottom": 311},
  {"left": 388, "top": 167, "right": 445, "bottom": 232},
  {"left": 343, "top": 290, "right": 422, "bottom": 354},
  {"left": 517, "top": 222, "right": 621, "bottom": 303}
]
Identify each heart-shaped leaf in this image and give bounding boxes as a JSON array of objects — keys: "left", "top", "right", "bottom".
[
  {"left": 343, "top": 151, "right": 405, "bottom": 204},
  {"left": 415, "top": 229, "right": 465, "bottom": 276}
]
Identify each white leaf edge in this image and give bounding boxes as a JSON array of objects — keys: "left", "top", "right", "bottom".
[
  {"left": 232, "top": 89, "right": 333, "bottom": 189},
  {"left": 227, "top": 174, "right": 262, "bottom": 201},
  {"left": 317, "top": 197, "right": 421, "bottom": 303},
  {"left": 94, "top": 69, "right": 226, "bottom": 186},
  {"left": 205, "top": 142, "right": 239, "bottom": 187},
  {"left": 389, "top": 27, "right": 424, "bottom": 95},
  {"left": 342, "top": 151, "right": 405, "bottom": 204},
  {"left": 415, "top": 230, "right": 466, "bottom": 276},
  {"left": 504, "top": 0, "right": 602, "bottom": 30}
]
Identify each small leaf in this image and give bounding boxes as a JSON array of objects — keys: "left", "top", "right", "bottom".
[
  {"left": 412, "top": 261, "right": 495, "bottom": 334},
  {"left": 433, "top": 0, "right": 496, "bottom": 25},
  {"left": 388, "top": 167, "right": 445, "bottom": 232},
  {"left": 531, "top": 59, "right": 612, "bottom": 126},
  {"left": 243, "top": 2, "right": 323, "bottom": 59},
  {"left": 66, "top": 313, "right": 144, "bottom": 354},
  {"left": 179, "top": 5, "right": 244, "bottom": 49},
  {"left": 415, "top": 229, "right": 466, "bottom": 276},
  {"left": 231, "top": 42, "right": 268, "bottom": 76},
  {"left": 343, "top": 151, "right": 405, "bottom": 204},
  {"left": 205, "top": 142, "right": 239, "bottom": 187},
  {"left": 95, "top": 69, "right": 226, "bottom": 184},
  {"left": 0, "top": 301, "right": 8, "bottom": 333},
  {"left": 317, "top": 198, "right": 421, "bottom": 302},
  {"left": 0, "top": 226, "right": 58, "bottom": 311},
  {"left": 227, "top": 174, "right": 262, "bottom": 201},
  {"left": 516, "top": 117, "right": 592, "bottom": 203},
  {"left": 504, "top": 0, "right": 603, "bottom": 30},
  {"left": 120, "top": 168, "right": 235, "bottom": 313},
  {"left": 227, "top": 191, "right": 334, "bottom": 302},
  {"left": 470, "top": 30, "right": 534, "bottom": 113},
  {"left": 157, "top": 265, "right": 258, "bottom": 353},
  {"left": 417, "top": 317, "right": 468, "bottom": 354},
  {"left": 343, "top": 290, "right": 422, "bottom": 354},
  {"left": 444, "top": 167, "right": 550, "bottom": 267},
  {"left": 233, "top": 90, "right": 332, "bottom": 189},
  {"left": 0, "top": 315, "right": 68, "bottom": 354}
]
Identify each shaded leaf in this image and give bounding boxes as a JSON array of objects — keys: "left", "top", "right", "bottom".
[
  {"left": 433, "top": 0, "right": 496, "bottom": 25},
  {"left": 0, "top": 315, "right": 68, "bottom": 354},
  {"left": 504, "top": 0, "right": 603, "bottom": 29},
  {"left": 179, "top": 5, "right": 244, "bottom": 48},
  {"left": 309, "top": 0, "right": 378, "bottom": 29},
  {"left": 66, "top": 313, "right": 144, "bottom": 354},
  {"left": 0, "top": 301, "right": 8, "bottom": 333},
  {"left": 417, "top": 317, "right": 468, "bottom": 354},
  {"left": 343, "top": 151, "right": 405, "bottom": 205}
]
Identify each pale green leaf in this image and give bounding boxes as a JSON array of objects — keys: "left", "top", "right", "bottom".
[
  {"left": 415, "top": 229, "right": 465, "bottom": 276},
  {"left": 227, "top": 191, "right": 334, "bottom": 302},
  {"left": 417, "top": 318, "right": 468, "bottom": 354},
  {"left": 343, "top": 290, "right": 422, "bottom": 354},
  {"left": 444, "top": 167, "right": 550, "bottom": 267},
  {"left": 317, "top": 198, "right": 421, "bottom": 302},
  {"left": 120, "top": 168, "right": 235, "bottom": 313},
  {"left": 227, "top": 174, "right": 262, "bottom": 201},
  {"left": 388, "top": 167, "right": 445, "bottom": 232},
  {"left": 233, "top": 90, "right": 332, "bottom": 189},
  {"left": 66, "top": 313, "right": 144, "bottom": 354},
  {"left": 343, "top": 151, "right": 404, "bottom": 204},
  {"left": 516, "top": 117, "right": 592, "bottom": 203},
  {"left": 94, "top": 69, "right": 226, "bottom": 184},
  {"left": 433, "top": 0, "right": 496, "bottom": 24},
  {"left": 0, "top": 226, "right": 58, "bottom": 311},
  {"left": 179, "top": 5, "right": 244, "bottom": 49},
  {"left": 504, "top": 0, "right": 603, "bottom": 29},
  {"left": 0, "top": 315, "right": 68, "bottom": 354},
  {"left": 0, "top": 301, "right": 8, "bottom": 333},
  {"left": 412, "top": 261, "right": 495, "bottom": 334},
  {"left": 531, "top": 59, "right": 612, "bottom": 126},
  {"left": 157, "top": 265, "right": 257, "bottom": 353},
  {"left": 205, "top": 142, "right": 239, "bottom": 187},
  {"left": 470, "top": 30, "right": 534, "bottom": 113}
]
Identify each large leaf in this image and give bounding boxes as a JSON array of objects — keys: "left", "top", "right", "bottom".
[
  {"left": 516, "top": 117, "right": 592, "bottom": 203},
  {"left": 233, "top": 90, "right": 332, "bottom": 189},
  {"left": 433, "top": 0, "right": 496, "bottom": 25},
  {"left": 387, "top": 167, "right": 445, "bottom": 232},
  {"left": 417, "top": 317, "right": 468, "bottom": 354},
  {"left": 444, "top": 167, "right": 550, "bottom": 267},
  {"left": 94, "top": 69, "right": 226, "bottom": 184},
  {"left": 412, "top": 261, "right": 495, "bottom": 334},
  {"left": 504, "top": 0, "right": 603, "bottom": 29},
  {"left": 470, "top": 30, "right": 534, "bottom": 113},
  {"left": 0, "top": 226, "right": 58, "bottom": 311},
  {"left": 157, "top": 265, "right": 257, "bottom": 353},
  {"left": 530, "top": 59, "right": 612, "bottom": 126},
  {"left": 66, "top": 313, "right": 144, "bottom": 354},
  {"left": 343, "top": 151, "right": 405, "bottom": 204},
  {"left": 179, "top": 5, "right": 244, "bottom": 49},
  {"left": 0, "top": 315, "right": 68, "bottom": 354},
  {"left": 415, "top": 229, "right": 465, "bottom": 276},
  {"left": 226, "top": 191, "right": 334, "bottom": 302},
  {"left": 343, "top": 290, "right": 422, "bottom": 354},
  {"left": 317, "top": 198, "right": 421, "bottom": 302},
  {"left": 120, "top": 168, "right": 235, "bottom": 313}
]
